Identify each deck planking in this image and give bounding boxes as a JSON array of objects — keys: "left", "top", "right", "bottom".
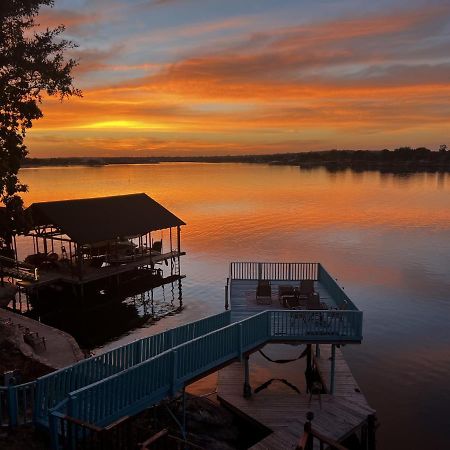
[
  {"left": 217, "top": 345, "right": 374, "bottom": 449},
  {"left": 229, "top": 279, "right": 340, "bottom": 323},
  {"left": 17, "top": 250, "right": 185, "bottom": 289}
]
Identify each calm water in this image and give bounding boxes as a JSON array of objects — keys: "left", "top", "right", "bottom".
[{"left": 18, "top": 163, "right": 450, "bottom": 449}]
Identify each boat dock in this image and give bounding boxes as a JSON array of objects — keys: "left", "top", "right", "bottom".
[
  {"left": 216, "top": 262, "right": 376, "bottom": 449},
  {"left": 218, "top": 345, "right": 375, "bottom": 449},
  {"left": 0, "top": 261, "right": 376, "bottom": 450},
  {"left": 3, "top": 194, "right": 187, "bottom": 300},
  {"left": 16, "top": 250, "right": 185, "bottom": 289}
]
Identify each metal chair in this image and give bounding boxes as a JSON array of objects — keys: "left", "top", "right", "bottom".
[{"left": 256, "top": 280, "right": 272, "bottom": 305}]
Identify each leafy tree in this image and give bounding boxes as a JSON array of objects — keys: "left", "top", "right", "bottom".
[{"left": 0, "top": 0, "right": 81, "bottom": 249}]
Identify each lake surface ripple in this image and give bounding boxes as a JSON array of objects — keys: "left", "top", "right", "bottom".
[{"left": 19, "top": 163, "right": 450, "bottom": 449}]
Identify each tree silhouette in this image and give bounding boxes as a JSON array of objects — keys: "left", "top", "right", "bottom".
[{"left": 0, "top": 0, "right": 81, "bottom": 249}]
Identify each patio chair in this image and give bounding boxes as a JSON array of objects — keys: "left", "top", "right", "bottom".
[
  {"left": 297, "top": 279, "right": 315, "bottom": 300},
  {"left": 256, "top": 280, "right": 272, "bottom": 305},
  {"left": 278, "top": 285, "right": 295, "bottom": 306},
  {"left": 306, "top": 292, "right": 323, "bottom": 310},
  {"left": 285, "top": 295, "right": 307, "bottom": 309}
]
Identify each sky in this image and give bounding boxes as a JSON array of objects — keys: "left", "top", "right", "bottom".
[{"left": 28, "top": 0, "right": 450, "bottom": 157}]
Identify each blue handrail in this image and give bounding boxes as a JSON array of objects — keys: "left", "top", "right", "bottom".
[
  {"left": 317, "top": 264, "right": 358, "bottom": 310},
  {"left": 54, "top": 308, "right": 362, "bottom": 442},
  {"left": 1, "top": 311, "right": 231, "bottom": 429}
]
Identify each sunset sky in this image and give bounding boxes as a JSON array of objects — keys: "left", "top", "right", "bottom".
[{"left": 28, "top": 0, "right": 450, "bottom": 157}]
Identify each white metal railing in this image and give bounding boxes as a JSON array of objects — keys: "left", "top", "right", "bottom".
[{"left": 230, "top": 262, "right": 319, "bottom": 281}]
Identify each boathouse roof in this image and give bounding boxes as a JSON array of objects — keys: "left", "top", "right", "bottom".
[{"left": 26, "top": 193, "right": 185, "bottom": 244}]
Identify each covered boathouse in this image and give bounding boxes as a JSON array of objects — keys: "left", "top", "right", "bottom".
[{"left": 14, "top": 193, "right": 186, "bottom": 296}]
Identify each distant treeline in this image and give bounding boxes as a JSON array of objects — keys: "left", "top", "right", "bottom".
[{"left": 22, "top": 146, "right": 450, "bottom": 172}]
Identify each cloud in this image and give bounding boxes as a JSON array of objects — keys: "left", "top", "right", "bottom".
[
  {"left": 35, "top": 6, "right": 108, "bottom": 36},
  {"left": 28, "top": 2, "right": 450, "bottom": 156}
]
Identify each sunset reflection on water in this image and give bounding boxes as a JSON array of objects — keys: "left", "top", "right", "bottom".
[{"left": 18, "top": 163, "right": 450, "bottom": 449}]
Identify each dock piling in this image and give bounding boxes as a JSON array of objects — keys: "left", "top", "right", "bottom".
[
  {"left": 243, "top": 355, "right": 252, "bottom": 398},
  {"left": 330, "top": 344, "right": 336, "bottom": 395},
  {"left": 368, "top": 414, "right": 377, "bottom": 450}
]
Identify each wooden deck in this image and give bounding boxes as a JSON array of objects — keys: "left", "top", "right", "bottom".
[
  {"left": 217, "top": 345, "right": 375, "bottom": 449},
  {"left": 230, "top": 279, "right": 340, "bottom": 323},
  {"left": 16, "top": 250, "right": 185, "bottom": 289}
]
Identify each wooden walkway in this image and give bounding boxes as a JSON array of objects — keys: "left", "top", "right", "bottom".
[{"left": 217, "top": 345, "right": 375, "bottom": 449}]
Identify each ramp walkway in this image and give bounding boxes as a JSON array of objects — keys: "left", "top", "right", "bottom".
[
  {"left": 48, "top": 307, "right": 362, "bottom": 448},
  {"left": 0, "top": 311, "right": 231, "bottom": 429}
]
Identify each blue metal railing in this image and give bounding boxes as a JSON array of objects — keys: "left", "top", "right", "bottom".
[
  {"left": 0, "top": 381, "right": 35, "bottom": 427},
  {"left": 317, "top": 264, "right": 358, "bottom": 310},
  {"left": 1, "top": 311, "right": 231, "bottom": 429},
  {"left": 52, "top": 308, "right": 362, "bottom": 446},
  {"left": 34, "top": 310, "right": 231, "bottom": 426}
]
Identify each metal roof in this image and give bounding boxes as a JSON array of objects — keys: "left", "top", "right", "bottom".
[{"left": 26, "top": 193, "right": 185, "bottom": 244}]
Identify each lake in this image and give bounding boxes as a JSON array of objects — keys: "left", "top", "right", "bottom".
[{"left": 17, "top": 163, "right": 450, "bottom": 449}]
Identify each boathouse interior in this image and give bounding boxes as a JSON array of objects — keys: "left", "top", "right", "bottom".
[{"left": 21, "top": 193, "right": 186, "bottom": 282}]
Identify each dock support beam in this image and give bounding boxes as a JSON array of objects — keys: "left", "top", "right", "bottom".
[
  {"left": 330, "top": 344, "right": 336, "bottom": 395},
  {"left": 368, "top": 414, "right": 377, "bottom": 450},
  {"left": 243, "top": 355, "right": 252, "bottom": 398},
  {"left": 176, "top": 226, "right": 181, "bottom": 277}
]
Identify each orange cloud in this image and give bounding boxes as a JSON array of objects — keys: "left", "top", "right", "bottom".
[{"left": 27, "top": 4, "right": 450, "bottom": 156}]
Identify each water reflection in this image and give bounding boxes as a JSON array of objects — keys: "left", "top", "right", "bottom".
[
  {"left": 18, "top": 277, "right": 183, "bottom": 349},
  {"left": 15, "top": 163, "right": 450, "bottom": 449}
]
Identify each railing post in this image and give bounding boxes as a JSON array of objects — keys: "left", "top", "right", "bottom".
[
  {"left": 33, "top": 380, "right": 41, "bottom": 423},
  {"left": 330, "top": 344, "right": 336, "bottom": 395},
  {"left": 304, "top": 411, "right": 314, "bottom": 450},
  {"left": 134, "top": 339, "right": 143, "bottom": 365},
  {"left": 169, "top": 329, "right": 174, "bottom": 349},
  {"left": 358, "top": 312, "right": 363, "bottom": 339},
  {"left": 49, "top": 410, "right": 60, "bottom": 450},
  {"left": 224, "top": 280, "right": 229, "bottom": 310},
  {"left": 238, "top": 323, "right": 243, "bottom": 360},
  {"left": 67, "top": 395, "right": 78, "bottom": 450},
  {"left": 243, "top": 355, "right": 252, "bottom": 398},
  {"left": 258, "top": 262, "right": 262, "bottom": 280},
  {"left": 171, "top": 350, "right": 178, "bottom": 395},
  {"left": 7, "top": 384, "right": 18, "bottom": 427},
  {"left": 266, "top": 311, "right": 272, "bottom": 337}
]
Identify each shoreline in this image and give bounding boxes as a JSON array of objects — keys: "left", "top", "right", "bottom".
[
  {"left": 21, "top": 149, "right": 450, "bottom": 173},
  {"left": 0, "top": 308, "right": 84, "bottom": 371}
]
